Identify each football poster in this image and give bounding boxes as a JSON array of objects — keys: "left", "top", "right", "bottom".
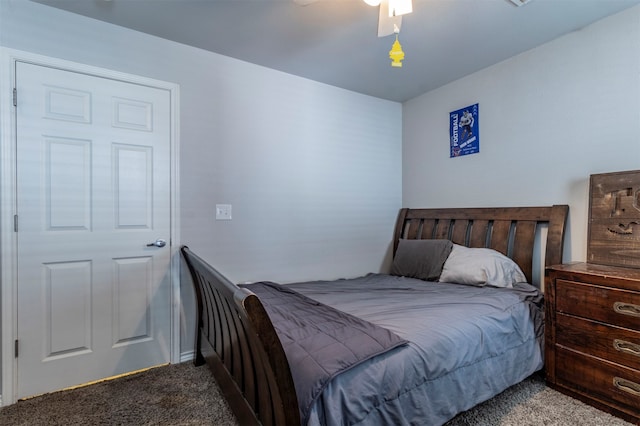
[{"left": 449, "top": 103, "right": 479, "bottom": 158}]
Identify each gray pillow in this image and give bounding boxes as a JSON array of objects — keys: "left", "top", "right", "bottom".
[
  {"left": 390, "top": 239, "right": 454, "bottom": 281},
  {"left": 439, "top": 244, "right": 528, "bottom": 288}
]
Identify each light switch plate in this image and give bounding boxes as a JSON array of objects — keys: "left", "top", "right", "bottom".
[
  {"left": 215, "top": 204, "right": 232, "bottom": 220},
  {"left": 508, "top": 0, "right": 532, "bottom": 6}
]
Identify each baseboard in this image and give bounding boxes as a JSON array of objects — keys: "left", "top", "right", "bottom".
[{"left": 180, "top": 350, "right": 195, "bottom": 363}]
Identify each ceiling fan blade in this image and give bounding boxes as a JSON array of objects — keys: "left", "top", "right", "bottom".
[
  {"left": 293, "top": 0, "right": 319, "bottom": 5},
  {"left": 378, "top": 0, "right": 402, "bottom": 37}
]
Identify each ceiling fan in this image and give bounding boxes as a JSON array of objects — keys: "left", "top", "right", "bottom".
[
  {"left": 293, "top": 0, "right": 531, "bottom": 68},
  {"left": 294, "top": 0, "right": 533, "bottom": 36},
  {"left": 294, "top": 0, "right": 413, "bottom": 37}
]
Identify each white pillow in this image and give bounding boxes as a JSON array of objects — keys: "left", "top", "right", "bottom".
[{"left": 439, "top": 244, "right": 527, "bottom": 288}]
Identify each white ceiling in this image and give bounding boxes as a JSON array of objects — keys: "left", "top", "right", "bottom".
[{"left": 32, "top": 0, "right": 640, "bottom": 102}]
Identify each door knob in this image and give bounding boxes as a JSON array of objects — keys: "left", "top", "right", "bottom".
[{"left": 147, "top": 239, "right": 167, "bottom": 248}]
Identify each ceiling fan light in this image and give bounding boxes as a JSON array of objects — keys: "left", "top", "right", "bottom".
[
  {"left": 388, "top": 0, "right": 412, "bottom": 17},
  {"left": 363, "top": 0, "right": 382, "bottom": 6}
]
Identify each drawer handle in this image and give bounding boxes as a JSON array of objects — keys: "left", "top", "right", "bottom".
[
  {"left": 613, "top": 339, "right": 640, "bottom": 358},
  {"left": 613, "top": 377, "right": 640, "bottom": 397},
  {"left": 613, "top": 301, "right": 640, "bottom": 318}
]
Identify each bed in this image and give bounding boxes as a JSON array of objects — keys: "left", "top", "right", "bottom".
[{"left": 181, "top": 205, "right": 569, "bottom": 426}]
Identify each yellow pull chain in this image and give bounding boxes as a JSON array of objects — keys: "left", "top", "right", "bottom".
[{"left": 389, "top": 33, "right": 405, "bottom": 68}]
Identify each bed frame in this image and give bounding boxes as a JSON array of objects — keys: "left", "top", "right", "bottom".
[{"left": 181, "top": 205, "right": 569, "bottom": 426}]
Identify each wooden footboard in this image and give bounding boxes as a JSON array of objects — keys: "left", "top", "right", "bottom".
[
  {"left": 181, "top": 246, "right": 300, "bottom": 426},
  {"left": 181, "top": 205, "right": 569, "bottom": 425}
]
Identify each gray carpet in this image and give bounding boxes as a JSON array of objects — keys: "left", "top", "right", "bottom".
[{"left": 0, "top": 362, "right": 632, "bottom": 425}]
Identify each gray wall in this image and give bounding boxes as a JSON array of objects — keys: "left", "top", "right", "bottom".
[
  {"left": 403, "top": 6, "right": 640, "bottom": 267},
  {"left": 0, "top": 0, "right": 402, "bottom": 362}
]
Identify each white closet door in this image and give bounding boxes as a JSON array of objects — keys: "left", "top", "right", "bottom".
[{"left": 16, "top": 61, "right": 172, "bottom": 399}]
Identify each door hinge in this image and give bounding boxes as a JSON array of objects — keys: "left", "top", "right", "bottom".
[
  {"left": 14, "top": 339, "right": 18, "bottom": 358},
  {"left": 13, "top": 88, "right": 17, "bottom": 107},
  {"left": 14, "top": 215, "right": 18, "bottom": 232}
]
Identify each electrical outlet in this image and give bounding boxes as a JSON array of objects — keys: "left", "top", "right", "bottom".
[{"left": 215, "top": 204, "right": 232, "bottom": 220}]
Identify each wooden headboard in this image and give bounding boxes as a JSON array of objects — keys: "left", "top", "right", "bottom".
[{"left": 392, "top": 205, "right": 569, "bottom": 284}]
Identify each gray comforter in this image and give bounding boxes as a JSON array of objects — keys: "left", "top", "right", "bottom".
[
  {"left": 243, "top": 282, "right": 407, "bottom": 425},
  {"left": 284, "top": 273, "right": 544, "bottom": 426}
]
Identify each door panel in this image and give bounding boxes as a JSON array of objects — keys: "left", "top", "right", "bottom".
[
  {"left": 16, "top": 61, "right": 172, "bottom": 399},
  {"left": 114, "top": 144, "right": 152, "bottom": 228},
  {"left": 44, "top": 260, "right": 92, "bottom": 360},
  {"left": 46, "top": 137, "right": 92, "bottom": 230},
  {"left": 112, "top": 256, "right": 153, "bottom": 345}
]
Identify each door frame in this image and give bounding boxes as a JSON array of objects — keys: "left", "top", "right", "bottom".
[{"left": 0, "top": 48, "right": 181, "bottom": 406}]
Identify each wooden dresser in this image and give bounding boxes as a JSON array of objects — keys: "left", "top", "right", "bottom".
[{"left": 545, "top": 262, "right": 640, "bottom": 424}]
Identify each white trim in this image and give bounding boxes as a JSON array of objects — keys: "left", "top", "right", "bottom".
[
  {"left": 169, "top": 65, "right": 182, "bottom": 367},
  {"left": 0, "top": 48, "right": 181, "bottom": 405},
  {"left": 0, "top": 47, "right": 19, "bottom": 408},
  {"left": 179, "top": 350, "right": 195, "bottom": 364}
]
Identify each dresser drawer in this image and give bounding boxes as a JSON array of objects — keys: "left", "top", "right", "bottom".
[
  {"left": 556, "top": 279, "right": 640, "bottom": 330},
  {"left": 556, "top": 313, "right": 640, "bottom": 371},
  {"left": 556, "top": 347, "right": 640, "bottom": 412}
]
